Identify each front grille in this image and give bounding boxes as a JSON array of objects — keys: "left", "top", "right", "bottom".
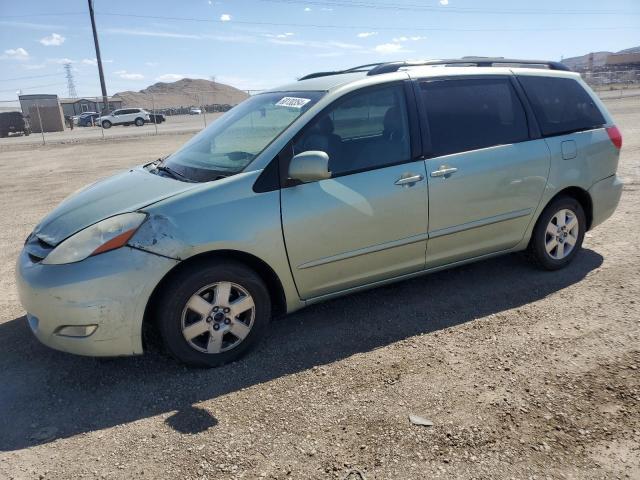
[{"left": 24, "top": 233, "right": 55, "bottom": 263}]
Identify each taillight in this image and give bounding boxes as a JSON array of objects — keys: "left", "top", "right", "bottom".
[{"left": 606, "top": 125, "right": 622, "bottom": 150}]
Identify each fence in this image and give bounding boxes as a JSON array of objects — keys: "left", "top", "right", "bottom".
[
  {"left": 0, "top": 81, "right": 638, "bottom": 146},
  {"left": 581, "top": 69, "right": 640, "bottom": 90},
  {"left": 0, "top": 90, "right": 265, "bottom": 145}
]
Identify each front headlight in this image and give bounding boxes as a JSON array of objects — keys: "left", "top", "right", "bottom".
[{"left": 42, "top": 212, "right": 147, "bottom": 265}]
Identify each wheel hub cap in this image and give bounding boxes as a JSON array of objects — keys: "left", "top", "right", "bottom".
[
  {"left": 544, "top": 208, "right": 579, "bottom": 260},
  {"left": 180, "top": 281, "right": 256, "bottom": 354}
]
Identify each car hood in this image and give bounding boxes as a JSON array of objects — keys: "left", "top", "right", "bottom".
[{"left": 33, "top": 166, "right": 198, "bottom": 245}]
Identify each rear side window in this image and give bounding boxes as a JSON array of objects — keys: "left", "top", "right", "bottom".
[
  {"left": 420, "top": 77, "right": 529, "bottom": 157},
  {"left": 518, "top": 76, "right": 605, "bottom": 137}
]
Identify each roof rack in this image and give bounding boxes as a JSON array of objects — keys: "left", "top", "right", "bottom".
[
  {"left": 299, "top": 63, "right": 388, "bottom": 80},
  {"left": 367, "top": 58, "right": 571, "bottom": 75},
  {"left": 298, "top": 57, "right": 570, "bottom": 81}
]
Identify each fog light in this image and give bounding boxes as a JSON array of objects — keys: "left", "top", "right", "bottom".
[{"left": 55, "top": 325, "right": 98, "bottom": 338}]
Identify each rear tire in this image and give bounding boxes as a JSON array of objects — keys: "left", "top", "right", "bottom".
[
  {"left": 156, "top": 261, "right": 271, "bottom": 367},
  {"left": 527, "top": 195, "right": 586, "bottom": 270}
]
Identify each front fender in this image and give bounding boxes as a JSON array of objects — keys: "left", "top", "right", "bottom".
[{"left": 128, "top": 171, "right": 303, "bottom": 313}]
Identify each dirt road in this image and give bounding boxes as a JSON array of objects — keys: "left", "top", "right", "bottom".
[{"left": 0, "top": 97, "right": 638, "bottom": 479}]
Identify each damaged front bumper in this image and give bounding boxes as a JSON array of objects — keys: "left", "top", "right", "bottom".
[{"left": 16, "top": 246, "right": 178, "bottom": 356}]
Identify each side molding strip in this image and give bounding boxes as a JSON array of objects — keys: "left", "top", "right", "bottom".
[
  {"left": 298, "top": 233, "right": 429, "bottom": 270},
  {"left": 297, "top": 208, "right": 531, "bottom": 270},
  {"left": 429, "top": 208, "right": 532, "bottom": 239}
]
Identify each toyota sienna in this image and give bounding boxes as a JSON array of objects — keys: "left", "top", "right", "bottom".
[{"left": 17, "top": 58, "right": 623, "bottom": 367}]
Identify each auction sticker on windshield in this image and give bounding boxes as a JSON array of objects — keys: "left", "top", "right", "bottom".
[{"left": 275, "top": 97, "right": 311, "bottom": 108}]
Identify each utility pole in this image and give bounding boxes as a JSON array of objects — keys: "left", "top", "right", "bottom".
[{"left": 88, "top": 0, "right": 109, "bottom": 113}]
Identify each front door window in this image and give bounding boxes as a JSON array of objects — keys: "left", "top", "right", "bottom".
[{"left": 294, "top": 84, "right": 411, "bottom": 177}]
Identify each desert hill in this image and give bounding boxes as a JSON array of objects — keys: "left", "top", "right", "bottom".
[
  {"left": 562, "top": 46, "right": 640, "bottom": 70},
  {"left": 113, "top": 78, "right": 249, "bottom": 109}
]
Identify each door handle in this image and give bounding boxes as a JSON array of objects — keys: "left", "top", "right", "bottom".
[
  {"left": 394, "top": 174, "right": 424, "bottom": 186},
  {"left": 430, "top": 166, "right": 458, "bottom": 178}
]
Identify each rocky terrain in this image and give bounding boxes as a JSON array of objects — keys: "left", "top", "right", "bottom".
[{"left": 113, "top": 78, "right": 249, "bottom": 109}]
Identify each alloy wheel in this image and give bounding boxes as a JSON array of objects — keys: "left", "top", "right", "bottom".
[
  {"left": 545, "top": 208, "right": 579, "bottom": 260},
  {"left": 181, "top": 282, "right": 255, "bottom": 354}
]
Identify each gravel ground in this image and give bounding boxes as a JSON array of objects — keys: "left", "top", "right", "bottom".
[{"left": 0, "top": 97, "right": 638, "bottom": 480}]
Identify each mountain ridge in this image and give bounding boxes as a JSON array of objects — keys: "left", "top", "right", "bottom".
[
  {"left": 113, "top": 78, "right": 249, "bottom": 109},
  {"left": 562, "top": 46, "right": 640, "bottom": 70}
]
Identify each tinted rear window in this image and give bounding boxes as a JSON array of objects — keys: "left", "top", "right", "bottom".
[
  {"left": 420, "top": 77, "right": 529, "bottom": 157},
  {"left": 518, "top": 76, "right": 605, "bottom": 137}
]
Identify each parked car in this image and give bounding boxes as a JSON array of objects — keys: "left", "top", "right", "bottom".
[
  {"left": 147, "top": 113, "right": 166, "bottom": 124},
  {"left": 17, "top": 58, "right": 623, "bottom": 367},
  {"left": 0, "top": 111, "right": 31, "bottom": 138},
  {"left": 189, "top": 107, "right": 202, "bottom": 115},
  {"left": 98, "top": 108, "right": 150, "bottom": 128},
  {"left": 77, "top": 112, "right": 100, "bottom": 127}
]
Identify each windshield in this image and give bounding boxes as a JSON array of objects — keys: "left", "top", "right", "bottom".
[{"left": 163, "top": 90, "right": 324, "bottom": 182}]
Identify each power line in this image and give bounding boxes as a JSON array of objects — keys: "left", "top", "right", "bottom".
[
  {"left": 5, "top": 3, "right": 640, "bottom": 17},
  {"left": 1, "top": 82, "right": 67, "bottom": 94},
  {"left": 96, "top": 12, "right": 640, "bottom": 32},
  {"left": 0, "top": 72, "right": 62, "bottom": 82},
  {"left": 2, "top": 10, "right": 638, "bottom": 33},
  {"left": 1, "top": 13, "right": 85, "bottom": 18},
  {"left": 261, "top": 0, "right": 640, "bottom": 15}
]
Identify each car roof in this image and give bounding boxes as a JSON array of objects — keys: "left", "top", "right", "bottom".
[
  {"left": 267, "top": 71, "right": 369, "bottom": 93},
  {"left": 267, "top": 59, "right": 580, "bottom": 94},
  {"left": 406, "top": 65, "right": 581, "bottom": 81}
]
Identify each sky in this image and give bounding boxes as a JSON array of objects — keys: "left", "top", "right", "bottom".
[{"left": 0, "top": 0, "right": 639, "bottom": 101}]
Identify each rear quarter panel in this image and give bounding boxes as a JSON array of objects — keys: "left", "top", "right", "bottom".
[
  {"left": 544, "top": 128, "right": 620, "bottom": 193},
  {"left": 513, "top": 127, "right": 620, "bottom": 250},
  {"left": 513, "top": 73, "right": 621, "bottom": 247}
]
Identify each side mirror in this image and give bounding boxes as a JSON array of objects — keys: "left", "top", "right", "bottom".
[{"left": 288, "top": 151, "right": 331, "bottom": 183}]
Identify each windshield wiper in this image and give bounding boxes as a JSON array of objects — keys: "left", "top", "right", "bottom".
[
  {"left": 152, "top": 158, "right": 193, "bottom": 182},
  {"left": 155, "top": 164, "right": 186, "bottom": 180}
]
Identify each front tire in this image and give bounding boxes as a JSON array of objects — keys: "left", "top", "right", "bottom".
[
  {"left": 156, "top": 261, "right": 271, "bottom": 367},
  {"left": 527, "top": 196, "right": 586, "bottom": 270},
  {"left": 135, "top": 117, "right": 144, "bottom": 126},
  {"left": 101, "top": 120, "right": 112, "bottom": 129}
]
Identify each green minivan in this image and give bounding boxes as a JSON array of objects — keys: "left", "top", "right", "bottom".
[{"left": 17, "top": 58, "right": 623, "bottom": 367}]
